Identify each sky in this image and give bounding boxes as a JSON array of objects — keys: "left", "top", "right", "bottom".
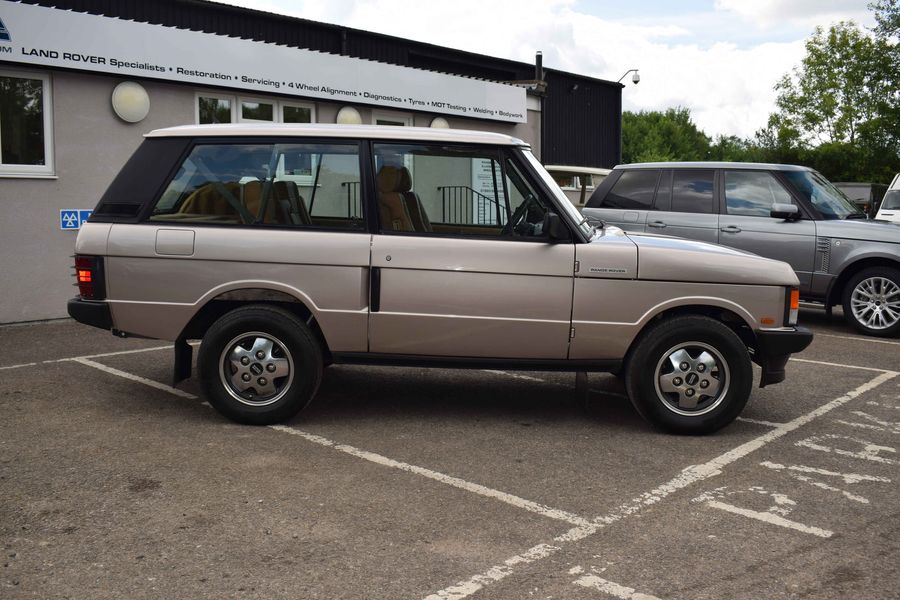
[{"left": 216, "top": 0, "right": 876, "bottom": 139}]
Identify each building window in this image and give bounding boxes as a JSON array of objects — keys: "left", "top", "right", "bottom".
[
  {"left": 373, "top": 111, "right": 413, "bottom": 126},
  {"left": 239, "top": 98, "right": 274, "bottom": 122},
  {"left": 197, "top": 95, "right": 233, "bottom": 124},
  {"left": 196, "top": 94, "right": 314, "bottom": 125},
  {"left": 0, "top": 70, "right": 53, "bottom": 177},
  {"left": 282, "top": 102, "right": 314, "bottom": 124}
]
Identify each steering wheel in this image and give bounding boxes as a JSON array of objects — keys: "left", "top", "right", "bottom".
[{"left": 502, "top": 194, "right": 541, "bottom": 236}]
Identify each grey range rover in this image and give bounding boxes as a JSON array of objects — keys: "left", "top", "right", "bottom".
[
  {"left": 583, "top": 162, "right": 900, "bottom": 337},
  {"left": 69, "top": 125, "right": 811, "bottom": 434}
]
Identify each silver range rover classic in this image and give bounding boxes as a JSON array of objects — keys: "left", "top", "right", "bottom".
[{"left": 68, "top": 124, "right": 812, "bottom": 434}]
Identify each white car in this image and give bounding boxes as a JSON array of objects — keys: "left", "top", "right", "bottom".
[{"left": 875, "top": 173, "right": 900, "bottom": 223}]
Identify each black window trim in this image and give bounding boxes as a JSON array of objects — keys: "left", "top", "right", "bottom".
[{"left": 139, "top": 136, "right": 370, "bottom": 234}]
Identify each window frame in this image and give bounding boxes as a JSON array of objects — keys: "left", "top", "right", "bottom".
[
  {"left": 722, "top": 169, "right": 797, "bottom": 218},
  {"left": 0, "top": 68, "right": 54, "bottom": 178},
  {"left": 237, "top": 96, "right": 276, "bottom": 123},
  {"left": 281, "top": 101, "right": 316, "bottom": 124},
  {"left": 372, "top": 110, "right": 414, "bottom": 127},
  {"left": 195, "top": 93, "right": 236, "bottom": 125},
  {"left": 369, "top": 141, "right": 569, "bottom": 243},
  {"left": 143, "top": 136, "right": 369, "bottom": 233}
]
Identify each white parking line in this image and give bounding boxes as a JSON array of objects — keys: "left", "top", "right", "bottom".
[
  {"left": 736, "top": 417, "right": 784, "bottom": 427},
  {"left": 71, "top": 356, "right": 591, "bottom": 527},
  {"left": 270, "top": 425, "right": 591, "bottom": 527},
  {"left": 0, "top": 362, "right": 38, "bottom": 371},
  {"left": 705, "top": 499, "right": 833, "bottom": 538},
  {"left": 424, "top": 370, "right": 898, "bottom": 600},
  {"left": 73, "top": 357, "right": 198, "bottom": 400},
  {"left": 816, "top": 333, "right": 900, "bottom": 347},
  {"left": 788, "top": 357, "right": 895, "bottom": 374},
  {"left": 572, "top": 573, "right": 662, "bottom": 600}
]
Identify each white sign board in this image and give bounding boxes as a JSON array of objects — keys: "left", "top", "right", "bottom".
[{"left": 0, "top": 2, "right": 527, "bottom": 123}]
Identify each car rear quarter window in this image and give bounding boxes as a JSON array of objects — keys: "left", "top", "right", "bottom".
[
  {"left": 725, "top": 171, "right": 794, "bottom": 216},
  {"left": 671, "top": 170, "right": 715, "bottom": 214},
  {"left": 149, "top": 142, "right": 364, "bottom": 230},
  {"left": 601, "top": 169, "right": 659, "bottom": 209}
]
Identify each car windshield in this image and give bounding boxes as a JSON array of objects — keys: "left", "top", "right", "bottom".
[
  {"left": 881, "top": 190, "right": 900, "bottom": 210},
  {"left": 783, "top": 170, "right": 867, "bottom": 220},
  {"left": 521, "top": 150, "right": 594, "bottom": 238}
]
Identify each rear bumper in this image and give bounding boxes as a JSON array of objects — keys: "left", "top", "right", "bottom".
[
  {"left": 67, "top": 297, "right": 112, "bottom": 331},
  {"left": 754, "top": 326, "right": 814, "bottom": 387}
]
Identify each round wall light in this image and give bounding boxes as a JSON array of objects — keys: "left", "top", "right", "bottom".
[
  {"left": 336, "top": 106, "right": 363, "bottom": 125},
  {"left": 111, "top": 81, "right": 150, "bottom": 123},
  {"left": 430, "top": 117, "right": 450, "bottom": 129}
]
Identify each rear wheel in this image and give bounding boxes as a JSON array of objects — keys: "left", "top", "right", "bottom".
[
  {"left": 841, "top": 267, "right": 900, "bottom": 337},
  {"left": 625, "top": 316, "right": 753, "bottom": 434},
  {"left": 199, "top": 305, "right": 323, "bottom": 425}
]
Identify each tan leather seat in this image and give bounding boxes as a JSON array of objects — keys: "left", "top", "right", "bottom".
[
  {"left": 241, "top": 181, "right": 281, "bottom": 224},
  {"left": 178, "top": 182, "right": 241, "bottom": 217},
  {"left": 377, "top": 166, "right": 415, "bottom": 232},
  {"left": 377, "top": 165, "right": 432, "bottom": 232}
]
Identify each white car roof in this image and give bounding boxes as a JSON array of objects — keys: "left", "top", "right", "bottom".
[
  {"left": 145, "top": 123, "right": 529, "bottom": 146},
  {"left": 544, "top": 165, "right": 612, "bottom": 176}
]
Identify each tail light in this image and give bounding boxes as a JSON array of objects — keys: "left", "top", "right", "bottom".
[
  {"left": 785, "top": 287, "right": 800, "bottom": 326},
  {"left": 73, "top": 255, "right": 106, "bottom": 300}
]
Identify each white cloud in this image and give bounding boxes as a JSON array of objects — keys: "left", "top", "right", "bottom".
[{"left": 217, "top": 0, "right": 866, "bottom": 139}]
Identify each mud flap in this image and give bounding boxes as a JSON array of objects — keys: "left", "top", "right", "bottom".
[{"left": 173, "top": 337, "right": 192, "bottom": 386}]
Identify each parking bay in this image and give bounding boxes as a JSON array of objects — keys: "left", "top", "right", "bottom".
[{"left": 1, "top": 309, "right": 898, "bottom": 599}]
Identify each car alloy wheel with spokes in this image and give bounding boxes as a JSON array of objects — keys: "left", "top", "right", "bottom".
[
  {"left": 849, "top": 276, "right": 900, "bottom": 331},
  {"left": 654, "top": 342, "right": 730, "bottom": 417},
  {"left": 220, "top": 332, "right": 294, "bottom": 406},
  {"left": 842, "top": 267, "right": 900, "bottom": 337}
]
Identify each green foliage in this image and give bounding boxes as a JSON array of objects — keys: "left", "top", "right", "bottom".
[
  {"left": 621, "top": 108, "right": 710, "bottom": 163},
  {"left": 621, "top": 6, "right": 899, "bottom": 185}
]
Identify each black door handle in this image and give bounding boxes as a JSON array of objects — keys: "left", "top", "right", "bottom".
[
  {"left": 648, "top": 221, "right": 667, "bottom": 228},
  {"left": 720, "top": 225, "right": 742, "bottom": 233}
]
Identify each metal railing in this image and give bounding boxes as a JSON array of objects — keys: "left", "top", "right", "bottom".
[
  {"left": 438, "top": 186, "right": 505, "bottom": 225},
  {"left": 341, "top": 181, "right": 362, "bottom": 218}
]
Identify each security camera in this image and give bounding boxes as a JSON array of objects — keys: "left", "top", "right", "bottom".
[{"left": 632, "top": 71, "right": 640, "bottom": 85}]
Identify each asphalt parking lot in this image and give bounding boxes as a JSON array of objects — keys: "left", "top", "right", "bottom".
[{"left": 1, "top": 307, "right": 898, "bottom": 599}]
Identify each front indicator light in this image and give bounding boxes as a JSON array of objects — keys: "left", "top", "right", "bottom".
[{"left": 788, "top": 288, "right": 800, "bottom": 326}]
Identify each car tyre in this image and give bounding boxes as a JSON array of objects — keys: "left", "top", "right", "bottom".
[
  {"left": 199, "top": 305, "right": 323, "bottom": 425},
  {"left": 841, "top": 267, "right": 900, "bottom": 337},
  {"left": 624, "top": 315, "right": 753, "bottom": 435}
]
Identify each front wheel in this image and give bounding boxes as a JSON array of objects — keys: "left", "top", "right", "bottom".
[
  {"left": 198, "top": 305, "right": 323, "bottom": 425},
  {"left": 841, "top": 267, "right": 900, "bottom": 337},
  {"left": 624, "top": 316, "right": 753, "bottom": 434}
]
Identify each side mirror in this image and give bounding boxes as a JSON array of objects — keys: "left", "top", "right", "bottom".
[
  {"left": 544, "top": 212, "right": 571, "bottom": 242},
  {"left": 770, "top": 203, "right": 799, "bottom": 220}
]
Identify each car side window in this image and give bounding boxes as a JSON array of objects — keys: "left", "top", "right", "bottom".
[
  {"left": 601, "top": 169, "right": 659, "bottom": 209},
  {"left": 671, "top": 170, "right": 715, "bottom": 214},
  {"left": 372, "top": 143, "right": 551, "bottom": 239},
  {"left": 725, "top": 171, "right": 794, "bottom": 217},
  {"left": 149, "top": 142, "right": 364, "bottom": 229}
]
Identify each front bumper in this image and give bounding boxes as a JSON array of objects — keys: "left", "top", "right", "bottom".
[
  {"left": 754, "top": 326, "right": 814, "bottom": 387},
  {"left": 67, "top": 297, "right": 112, "bottom": 331}
]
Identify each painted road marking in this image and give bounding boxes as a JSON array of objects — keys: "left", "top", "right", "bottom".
[
  {"left": 424, "top": 370, "right": 897, "bottom": 600},
  {"left": 760, "top": 461, "right": 889, "bottom": 505},
  {"left": 796, "top": 434, "right": 898, "bottom": 465},
  {"left": 705, "top": 499, "right": 833, "bottom": 538},
  {"left": 73, "top": 357, "right": 198, "bottom": 400},
  {"left": 73, "top": 357, "right": 591, "bottom": 527},
  {"left": 736, "top": 417, "right": 784, "bottom": 427},
  {"left": 270, "top": 425, "right": 591, "bottom": 527},
  {"left": 815, "top": 333, "right": 900, "bottom": 347},
  {"left": 570, "top": 570, "right": 662, "bottom": 600},
  {"left": 788, "top": 357, "right": 895, "bottom": 374}
]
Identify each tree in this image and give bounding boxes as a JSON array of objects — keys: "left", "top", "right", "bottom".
[
  {"left": 621, "top": 107, "right": 710, "bottom": 163},
  {"left": 773, "top": 21, "right": 896, "bottom": 147},
  {"left": 870, "top": 0, "right": 899, "bottom": 37}
]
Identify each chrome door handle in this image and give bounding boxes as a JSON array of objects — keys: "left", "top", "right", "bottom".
[
  {"left": 648, "top": 221, "right": 667, "bottom": 228},
  {"left": 720, "top": 225, "right": 742, "bottom": 233}
]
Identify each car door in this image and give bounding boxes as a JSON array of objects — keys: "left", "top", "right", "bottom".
[
  {"left": 646, "top": 169, "right": 719, "bottom": 243},
  {"left": 717, "top": 169, "right": 816, "bottom": 291},
  {"left": 367, "top": 142, "right": 575, "bottom": 359}
]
